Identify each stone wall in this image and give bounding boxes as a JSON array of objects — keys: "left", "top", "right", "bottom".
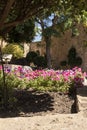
[
  {"left": 30, "top": 25, "right": 87, "bottom": 71},
  {"left": 23, "top": 43, "right": 30, "bottom": 57},
  {"left": 50, "top": 25, "right": 87, "bottom": 71},
  {"left": 29, "top": 41, "right": 46, "bottom": 56}
]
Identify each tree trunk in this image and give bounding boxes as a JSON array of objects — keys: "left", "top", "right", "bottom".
[
  {"left": 45, "top": 37, "right": 51, "bottom": 69},
  {"left": 40, "top": 19, "right": 52, "bottom": 69}
]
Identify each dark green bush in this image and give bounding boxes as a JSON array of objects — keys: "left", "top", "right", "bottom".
[
  {"left": 26, "top": 51, "right": 38, "bottom": 65},
  {"left": 75, "top": 57, "right": 82, "bottom": 66},
  {"left": 60, "top": 60, "right": 67, "bottom": 66},
  {"left": 68, "top": 47, "right": 76, "bottom": 60},
  {"left": 34, "top": 56, "right": 47, "bottom": 68},
  {"left": 67, "top": 47, "right": 82, "bottom": 68}
]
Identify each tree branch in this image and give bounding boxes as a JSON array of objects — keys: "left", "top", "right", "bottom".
[
  {"left": 0, "top": 0, "right": 59, "bottom": 34},
  {"left": 1, "top": 6, "right": 45, "bottom": 30},
  {"left": 0, "top": 0, "right": 15, "bottom": 26}
]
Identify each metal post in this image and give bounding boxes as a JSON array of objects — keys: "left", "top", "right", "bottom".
[{"left": 0, "top": 39, "right": 8, "bottom": 109}]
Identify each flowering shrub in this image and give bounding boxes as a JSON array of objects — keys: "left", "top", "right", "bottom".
[{"left": 0, "top": 65, "right": 86, "bottom": 93}]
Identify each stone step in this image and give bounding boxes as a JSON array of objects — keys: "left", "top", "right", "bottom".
[
  {"left": 77, "top": 95, "right": 87, "bottom": 103},
  {"left": 77, "top": 86, "right": 87, "bottom": 112},
  {"left": 77, "top": 86, "right": 87, "bottom": 96}
]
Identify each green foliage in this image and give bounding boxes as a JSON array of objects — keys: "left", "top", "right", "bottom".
[
  {"left": 26, "top": 51, "right": 38, "bottom": 65},
  {"left": 34, "top": 56, "right": 47, "bottom": 68},
  {"left": 0, "top": 73, "right": 17, "bottom": 106},
  {"left": 68, "top": 47, "right": 76, "bottom": 59},
  {"left": 60, "top": 60, "right": 67, "bottom": 66},
  {"left": 26, "top": 76, "right": 71, "bottom": 92},
  {"left": 81, "top": 10, "right": 87, "bottom": 26},
  {"left": 44, "top": 27, "right": 59, "bottom": 37},
  {"left": 2, "top": 44, "right": 23, "bottom": 59},
  {"left": 67, "top": 47, "right": 82, "bottom": 68},
  {"left": 0, "top": 72, "right": 71, "bottom": 99},
  {"left": 0, "top": 72, "right": 29, "bottom": 106},
  {"left": 5, "top": 74, "right": 21, "bottom": 89},
  {"left": 0, "top": 0, "right": 60, "bottom": 35},
  {"left": 6, "top": 19, "right": 35, "bottom": 43},
  {"left": 60, "top": 47, "right": 82, "bottom": 69},
  {"left": 0, "top": 0, "right": 87, "bottom": 37},
  {"left": 72, "top": 27, "right": 79, "bottom": 37},
  {"left": 75, "top": 57, "right": 82, "bottom": 66},
  {"left": 26, "top": 51, "right": 47, "bottom": 68}
]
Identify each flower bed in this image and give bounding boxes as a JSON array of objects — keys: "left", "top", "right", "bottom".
[
  {"left": 0, "top": 65, "right": 86, "bottom": 93},
  {"left": 0, "top": 65, "right": 86, "bottom": 115}
]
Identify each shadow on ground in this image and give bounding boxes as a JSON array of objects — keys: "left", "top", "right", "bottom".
[
  {"left": 0, "top": 90, "right": 54, "bottom": 118},
  {"left": 0, "top": 90, "right": 76, "bottom": 118}
]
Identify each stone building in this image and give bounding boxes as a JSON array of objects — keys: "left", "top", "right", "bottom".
[
  {"left": 30, "top": 24, "right": 87, "bottom": 71},
  {"left": 1, "top": 24, "right": 87, "bottom": 71},
  {"left": 50, "top": 24, "right": 87, "bottom": 71}
]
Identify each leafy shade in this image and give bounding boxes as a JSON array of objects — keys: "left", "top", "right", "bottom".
[
  {"left": 5, "top": 19, "right": 35, "bottom": 43},
  {"left": 0, "top": 0, "right": 60, "bottom": 35},
  {"left": 1, "top": 0, "right": 87, "bottom": 36}
]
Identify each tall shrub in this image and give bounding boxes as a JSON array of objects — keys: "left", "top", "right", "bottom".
[{"left": 2, "top": 44, "right": 23, "bottom": 59}]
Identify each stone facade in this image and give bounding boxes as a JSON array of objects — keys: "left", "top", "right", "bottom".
[
  {"left": 1, "top": 24, "right": 87, "bottom": 71},
  {"left": 50, "top": 25, "right": 87, "bottom": 71},
  {"left": 30, "top": 25, "right": 87, "bottom": 71},
  {"left": 29, "top": 41, "right": 46, "bottom": 56}
]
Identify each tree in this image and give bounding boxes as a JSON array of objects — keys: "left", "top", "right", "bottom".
[
  {"left": 5, "top": 19, "right": 35, "bottom": 43},
  {"left": 0, "top": 0, "right": 60, "bottom": 36},
  {"left": 0, "top": 0, "right": 60, "bottom": 109},
  {"left": 35, "top": 0, "right": 87, "bottom": 68},
  {"left": 43, "top": 25, "right": 58, "bottom": 69},
  {"left": 35, "top": 16, "right": 59, "bottom": 69},
  {"left": 0, "top": 0, "right": 87, "bottom": 36}
]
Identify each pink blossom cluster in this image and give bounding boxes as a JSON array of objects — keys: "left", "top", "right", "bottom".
[{"left": 0, "top": 65, "right": 86, "bottom": 87}]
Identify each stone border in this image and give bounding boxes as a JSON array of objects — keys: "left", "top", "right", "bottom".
[{"left": 77, "top": 86, "right": 87, "bottom": 114}]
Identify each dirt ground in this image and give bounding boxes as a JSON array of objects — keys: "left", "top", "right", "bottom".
[
  {"left": 0, "top": 111, "right": 87, "bottom": 130},
  {"left": 0, "top": 90, "right": 76, "bottom": 117},
  {"left": 0, "top": 90, "right": 87, "bottom": 130}
]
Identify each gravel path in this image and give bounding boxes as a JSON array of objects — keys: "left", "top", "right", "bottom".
[{"left": 0, "top": 112, "right": 87, "bottom": 130}]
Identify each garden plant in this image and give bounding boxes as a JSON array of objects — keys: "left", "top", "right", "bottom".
[{"left": 0, "top": 65, "right": 86, "bottom": 108}]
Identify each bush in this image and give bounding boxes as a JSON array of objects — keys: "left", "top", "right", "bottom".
[
  {"left": 26, "top": 51, "right": 38, "bottom": 65},
  {"left": 60, "top": 60, "right": 67, "bottom": 66},
  {"left": 67, "top": 47, "right": 82, "bottom": 68},
  {"left": 11, "top": 57, "right": 27, "bottom": 66},
  {"left": 75, "top": 57, "right": 82, "bottom": 66},
  {"left": 2, "top": 44, "right": 23, "bottom": 59},
  {"left": 68, "top": 47, "right": 76, "bottom": 59},
  {"left": 34, "top": 56, "right": 47, "bottom": 68}
]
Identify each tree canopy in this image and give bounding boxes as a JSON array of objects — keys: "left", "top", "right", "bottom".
[
  {"left": 5, "top": 19, "right": 35, "bottom": 43},
  {"left": 0, "top": 0, "right": 60, "bottom": 36},
  {"left": 0, "top": 0, "right": 87, "bottom": 36}
]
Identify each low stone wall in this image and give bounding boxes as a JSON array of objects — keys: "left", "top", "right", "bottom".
[{"left": 77, "top": 85, "right": 87, "bottom": 117}]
